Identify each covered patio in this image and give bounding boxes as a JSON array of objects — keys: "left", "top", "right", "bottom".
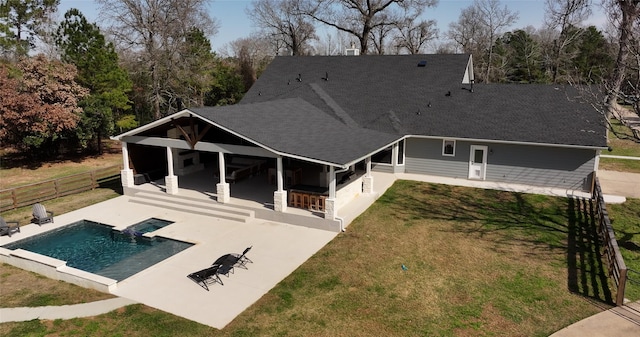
[{"left": 113, "top": 99, "right": 402, "bottom": 231}]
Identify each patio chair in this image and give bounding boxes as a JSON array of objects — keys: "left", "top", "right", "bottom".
[
  {"left": 187, "top": 265, "right": 224, "bottom": 291},
  {"left": 0, "top": 216, "right": 20, "bottom": 237},
  {"left": 32, "top": 203, "right": 54, "bottom": 225},
  {"left": 233, "top": 246, "right": 253, "bottom": 269},
  {"left": 213, "top": 254, "right": 238, "bottom": 277}
]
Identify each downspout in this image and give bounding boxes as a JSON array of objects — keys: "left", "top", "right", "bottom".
[{"left": 332, "top": 165, "right": 350, "bottom": 232}]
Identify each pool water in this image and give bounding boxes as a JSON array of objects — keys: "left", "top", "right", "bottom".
[
  {"left": 128, "top": 218, "right": 173, "bottom": 234},
  {"left": 2, "top": 220, "right": 192, "bottom": 281}
]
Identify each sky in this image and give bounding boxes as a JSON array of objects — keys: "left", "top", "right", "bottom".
[{"left": 57, "top": 0, "right": 608, "bottom": 53}]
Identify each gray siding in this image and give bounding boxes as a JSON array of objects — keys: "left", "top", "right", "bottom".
[{"left": 405, "top": 138, "right": 596, "bottom": 191}]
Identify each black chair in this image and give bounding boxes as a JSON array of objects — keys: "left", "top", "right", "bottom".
[
  {"left": 233, "top": 246, "right": 253, "bottom": 269},
  {"left": 187, "top": 265, "right": 224, "bottom": 291},
  {"left": 213, "top": 254, "right": 238, "bottom": 277},
  {"left": 0, "top": 216, "right": 20, "bottom": 237}
]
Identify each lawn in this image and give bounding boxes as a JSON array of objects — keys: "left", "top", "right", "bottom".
[
  {"left": 0, "top": 141, "right": 122, "bottom": 189},
  {"left": 600, "top": 118, "right": 640, "bottom": 173},
  {"left": 608, "top": 198, "right": 640, "bottom": 301},
  {"left": 0, "top": 181, "right": 611, "bottom": 337}
]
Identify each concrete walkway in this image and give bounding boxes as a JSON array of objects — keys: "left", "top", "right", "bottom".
[
  {"left": 0, "top": 298, "right": 136, "bottom": 322},
  {"left": 550, "top": 301, "right": 640, "bottom": 337},
  {"left": 598, "top": 170, "right": 640, "bottom": 199}
]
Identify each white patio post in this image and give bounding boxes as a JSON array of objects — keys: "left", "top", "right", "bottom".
[
  {"left": 273, "top": 156, "right": 287, "bottom": 212},
  {"left": 216, "top": 152, "right": 230, "bottom": 203},
  {"left": 392, "top": 142, "right": 399, "bottom": 166},
  {"left": 325, "top": 166, "right": 338, "bottom": 220},
  {"left": 363, "top": 156, "right": 374, "bottom": 194},
  {"left": 120, "top": 141, "right": 134, "bottom": 188},
  {"left": 165, "top": 146, "right": 179, "bottom": 194}
]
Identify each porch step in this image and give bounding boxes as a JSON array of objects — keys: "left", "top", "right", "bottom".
[{"left": 129, "top": 191, "right": 253, "bottom": 223}]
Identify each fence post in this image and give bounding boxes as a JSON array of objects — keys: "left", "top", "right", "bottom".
[
  {"left": 91, "top": 171, "right": 97, "bottom": 189},
  {"left": 54, "top": 180, "right": 60, "bottom": 198},
  {"left": 11, "top": 189, "right": 17, "bottom": 208},
  {"left": 617, "top": 269, "right": 628, "bottom": 306}
]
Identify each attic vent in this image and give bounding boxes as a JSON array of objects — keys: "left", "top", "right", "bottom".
[{"left": 418, "top": 60, "right": 427, "bottom": 67}]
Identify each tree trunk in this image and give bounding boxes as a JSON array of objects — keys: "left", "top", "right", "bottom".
[{"left": 608, "top": 0, "right": 640, "bottom": 117}]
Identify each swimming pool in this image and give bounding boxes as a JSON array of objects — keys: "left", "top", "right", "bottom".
[{"left": 2, "top": 220, "right": 192, "bottom": 281}]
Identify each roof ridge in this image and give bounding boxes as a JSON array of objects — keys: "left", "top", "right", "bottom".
[{"left": 309, "top": 83, "right": 360, "bottom": 128}]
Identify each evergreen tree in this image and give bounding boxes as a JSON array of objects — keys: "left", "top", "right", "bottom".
[
  {"left": 0, "top": 0, "right": 59, "bottom": 59},
  {"left": 55, "top": 8, "right": 132, "bottom": 153}
]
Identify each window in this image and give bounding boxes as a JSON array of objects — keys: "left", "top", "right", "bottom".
[
  {"left": 442, "top": 139, "right": 456, "bottom": 156},
  {"left": 372, "top": 146, "right": 392, "bottom": 164}
]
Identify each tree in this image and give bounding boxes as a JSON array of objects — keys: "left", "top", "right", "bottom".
[
  {"left": 0, "top": 55, "right": 88, "bottom": 155},
  {"left": 221, "top": 35, "right": 274, "bottom": 91},
  {"left": 605, "top": 0, "right": 640, "bottom": 116},
  {"left": 393, "top": 15, "right": 438, "bottom": 54},
  {"left": 96, "top": 0, "right": 217, "bottom": 119},
  {"left": 55, "top": 8, "right": 132, "bottom": 153},
  {"left": 298, "top": 0, "right": 437, "bottom": 55},
  {"left": 572, "top": 26, "right": 614, "bottom": 83},
  {"left": 494, "top": 29, "right": 545, "bottom": 83},
  {"left": 175, "top": 27, "right": 216, "bottom": 107},
  {"left": 0, "top": 0, "right": 59, "bottom": 59},
  {"left": 248, "top": 0, "right": 317, "bottom": 56},
  {"left": 544, "top": 0, "right": 592, "bottom": 82},
  {"left": 447, "top": 0, "right": 518, "bottom": 82},
  {"left": 204, "top": 57, "right": 245, "bottom": 106}
]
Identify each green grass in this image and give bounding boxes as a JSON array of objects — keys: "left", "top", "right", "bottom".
[
  {"left": 601, "top": 119, "right": 640, "bottom": 173},
  {"left": 608, "top": 198, "right": 640, "bottom": 301},
  {"left": 1, "top": 181, "right": 612, "bottom": 336}
]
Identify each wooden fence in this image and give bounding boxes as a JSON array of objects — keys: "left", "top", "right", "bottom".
[
  {"left": 593, "top": 178, "right": 628, "bottom": 306},
  {"left": 0, "top": 165, "right": 122, "bottom": 212}
]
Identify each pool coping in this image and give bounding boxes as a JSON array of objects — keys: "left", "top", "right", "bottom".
[{"left": 0, "top": 247, "right": 117, "bottom": 293}]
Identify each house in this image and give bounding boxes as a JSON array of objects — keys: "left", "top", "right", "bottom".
[{"left": 113, "top": 54, "right": 607, "bottom": 230}]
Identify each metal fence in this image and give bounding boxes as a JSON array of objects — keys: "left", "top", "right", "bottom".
[
  {"left": 0, "top": 165, "right": 121, "bottom": 212},
  {"left": 593, "top": 178, "right": 628, "bottom": 306}
]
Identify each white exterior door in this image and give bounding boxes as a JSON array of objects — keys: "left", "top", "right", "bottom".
[{"left": 468, "top": 145, "right": 488, "bottom": 180}]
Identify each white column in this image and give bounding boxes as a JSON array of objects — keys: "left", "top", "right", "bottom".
[
  {"left": 217, "top": 152, "right": 230, "bottom": 203},
  {"left": 325, "top": 166, "right": 338, "bottom": 220},
  {"left": 392, "top": 142, "right": 399, "bottom": 166},
  {"left": 328, "top": 166, "right": 336, "bottom": 198},
  {"left": 276, "top": 156, "right": 284, "bottom": 191},
  {"left": 273, "top": 156, "right": 287, "bottom": 212},
  {"left": 363, "top": 156, "right": 374, "bottom": 194},
  {"left": 120, "top": 142, "right": 134, "bottom": 188},
  {"left": 165, "top": 146, "right": 179, "bottom": 194},
  {"left": 218, "top": 152, "right": 226, "bottom": 183}
]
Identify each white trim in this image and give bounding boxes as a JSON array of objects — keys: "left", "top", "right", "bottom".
[
  {"left": 409, "top": 134, "right": 606, "bottom": 151},
  {"left": 442, "top": 139, "right": 456, "bottom": 157},
  {"left": 468, "top": 145, "right": 488, "bottom": 180},
  {"left": 594, "top": 150, "right": 600, "bottom": 173},
  {"left": 113, "top": 109, "right": 403, "bottom": 170}
]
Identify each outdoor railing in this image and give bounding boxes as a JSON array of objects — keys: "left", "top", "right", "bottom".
[
  {"left": 593, "top": 178, "right": 628, "bottom": 306},
  {"left": 0, "top": 165, "right": 122, "bottom": 212}
]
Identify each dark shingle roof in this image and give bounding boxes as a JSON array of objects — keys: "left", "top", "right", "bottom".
[
  {"left": 190, "top": 98, "right": 399, "bottom": 166},
  {"left": 242, "top": 55, "right": 606, "bottom": 148}
]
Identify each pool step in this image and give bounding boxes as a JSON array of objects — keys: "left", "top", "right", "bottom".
[{"left": 129, "top": 191, "right": 253, "bottom": 223}]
